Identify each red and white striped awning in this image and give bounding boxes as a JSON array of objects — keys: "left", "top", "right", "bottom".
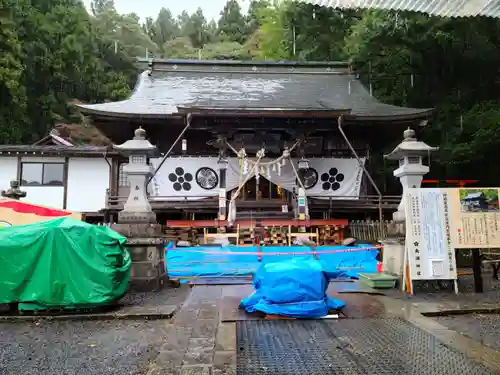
[{"left": 298, "top": 1, "right": 500, "bottom": 18}]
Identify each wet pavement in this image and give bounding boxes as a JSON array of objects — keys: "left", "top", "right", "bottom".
[
  {"left": 0, "top": 279, "right": 499, "bottom": 375},
  {"left": 148, "top": 286, "right": 235, "bottom": 375},
  {"left": 434, "top": 313, "right": 500, "bottom": 351}
]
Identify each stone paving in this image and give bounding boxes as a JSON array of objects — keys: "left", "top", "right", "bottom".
[
  {"left": 145, "top": 282, "right": 500, "bottom": 375},
  {"left": 148, "top": 286, "right": 235, "bottom": 375}
]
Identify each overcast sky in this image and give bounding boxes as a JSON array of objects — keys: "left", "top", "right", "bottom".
[{"left": 83, "top": 0, "right": 250, "bottom": 21}]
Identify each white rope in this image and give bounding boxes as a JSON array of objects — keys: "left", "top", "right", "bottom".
[
  {"left": 224, "top": 138, "right": 306, "bottom": 224},
  {"left": 224, "top": 139, "right": 301, "bottom": 167},
  {"left": 227, "top": 150, "right": 264, "bottom": 225},
  {"left": 289, "top": 157, "right": 307, "bottom": 191}
]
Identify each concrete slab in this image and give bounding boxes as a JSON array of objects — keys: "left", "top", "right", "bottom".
[
  {"left": 434, "top": 314, "right": 500, "bottom": 351},
  {"left": 376, "top": 295, "right": 500, "bottom": 373}
]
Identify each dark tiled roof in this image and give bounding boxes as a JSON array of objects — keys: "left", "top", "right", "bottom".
[
  {"left": 76, "top": 60, "right": 432, "bottom": 120},
  {"left": 0, "top": 145, "right": 116, "bottom": 154}
]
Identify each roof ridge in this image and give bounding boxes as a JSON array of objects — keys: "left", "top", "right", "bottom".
[{"left": 139, "top": 58, "right": 349, "bottom": 69}]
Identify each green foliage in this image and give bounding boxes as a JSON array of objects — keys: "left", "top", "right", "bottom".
[
  {"left": 201, "top": 41, "right": 250, "bottom": 60},
  {"left": 459, "top": 189, "right": 498, "bottom": 201},
  {"left": 0, "top": 13, "right": 27, "bottom": 143},
  {"left": 0, "top": 0, "right": 134, "bottom": 143},
  {"left": 150, "top": 8, "right": 179, "bottom": 48},
  {"left": 163, "top": 37, "right": 198, "bottom": 59},
  {"left": 258, "top": 1, "right": 292, "bottom": 60},
  {"left": 246, "top": 0, "right": 270, "bottom": 35},
  {"left": 218, "top": 0, "right": 247, "bottom": 44},
  {"left": 5, "top": 0, "right": 500, "bottom": 189}
]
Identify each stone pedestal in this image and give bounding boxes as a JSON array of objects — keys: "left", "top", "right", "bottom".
[
  {"left": 113, "top": 127, "right": 170, "bottom": 292},
  {"left": 380, "top": 239, "right": 405, "bottom": 276},
  {"left": 112, "top": 223, "right": 167, "bottom": 292}
]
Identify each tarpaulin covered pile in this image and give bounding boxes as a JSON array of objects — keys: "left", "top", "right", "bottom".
[
  {"left": 0, "top": 218, "right": 131, "bottom": 310},
  {"left": 166, "top": 243, "right": 379, "bottom": 281},
  {"left": 240, "top": 258, "right": 345, "bottom": 318}
]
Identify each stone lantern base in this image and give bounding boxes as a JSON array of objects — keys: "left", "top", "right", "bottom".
[
  {"left": 118, "top": 210, "right": 157, "bottom": 224},
  {"left": 111, "top": 222, "right": 168, "bottom": 292}
]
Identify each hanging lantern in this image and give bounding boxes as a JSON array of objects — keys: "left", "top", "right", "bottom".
[
  {"left": 266, "top": 166, "right": 271, "bottom": 179},
  {"left": 272, "top": 163, "right": 276, "bottom": 172},
  {"left": 277, "top": 163, "right": 281, "bottom": 176},
  {"left": 260, "top": 166, "right": 265, "bottom": 175},
  {"left": 298, "top": 158, "right": 310, "bottom": 170}
]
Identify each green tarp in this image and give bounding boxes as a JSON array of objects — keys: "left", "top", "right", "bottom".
[{"left": 0, "top": 217, "right": 131, "bottom": 309}]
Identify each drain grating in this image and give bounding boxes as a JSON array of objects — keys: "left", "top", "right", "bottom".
[{"left": 236, "top": 317, "right": 497, "bottom": 375}]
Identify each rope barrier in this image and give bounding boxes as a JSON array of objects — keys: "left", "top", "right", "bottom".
[{"left": 167, "top": 245, "right": 381, "bottom": 256}]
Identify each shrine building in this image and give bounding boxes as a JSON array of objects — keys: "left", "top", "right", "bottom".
[{"left": 0, "top": 59, "right": 433, "bottom": 228}]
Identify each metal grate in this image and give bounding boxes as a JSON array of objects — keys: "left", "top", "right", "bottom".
[{"left": 237, "top": 318, "right": 497, "bottom": 375}]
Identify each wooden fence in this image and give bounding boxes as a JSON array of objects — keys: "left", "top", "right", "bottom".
[{"left": 348, "top": 220, "right": 404, "bottom": 243}]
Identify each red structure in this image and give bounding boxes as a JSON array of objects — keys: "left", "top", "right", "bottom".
[{"left": 422, "top": 179, "right": 479, "bottom": 187}]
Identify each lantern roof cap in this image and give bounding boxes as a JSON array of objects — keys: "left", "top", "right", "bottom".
[
  {"left": 384, "top": 127, "right": 438, "bottom": 160},
  {"left": 114, "top": 127, "right": 156, "bottom": 155}
]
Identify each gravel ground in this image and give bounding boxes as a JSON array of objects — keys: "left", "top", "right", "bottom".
[
  {"left": 0, "top": 319, "right": 168, "bottom": 375},
  {"left": 434, "top": 313, "right": 500, "bottom": 351},
  {"left": 0, "top": 287, "right": 191, "bottom": 375}
]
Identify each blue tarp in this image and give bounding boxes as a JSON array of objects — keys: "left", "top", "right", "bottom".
[
  {"left": 165, "top": 244, "right": 379, "bottom": 281},
  {"left": 240, "top": 259, "right": 345, "bottom": 318}
]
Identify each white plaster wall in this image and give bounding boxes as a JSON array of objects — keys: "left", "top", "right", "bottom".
[
  {"left": 66, "top": 158, "right": 110, "bottom": 212},
  {"left": 0, "top": 157, "right": 19, "bottom": 191},
  {"left": 23, "top": 186, "right": 64, "bottom": 208}
]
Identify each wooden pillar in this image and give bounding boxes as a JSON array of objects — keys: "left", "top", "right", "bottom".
[
  {"left": 472, "top": 249, "right": 483, "bottom": 293},
  {"left": 217, "top": 135, "right": 228, "bottom": 221}
]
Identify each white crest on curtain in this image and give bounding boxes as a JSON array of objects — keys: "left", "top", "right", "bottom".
[
  {"left": 229, "top": 157, "right": 365, "bottom": 200},
  {"left": 150, "top": 157, "right": 365, "bottom": 200},
  {"left": 306, "top": 158, "right": 365, "bottom": 200},
  {"left": 150, "top": 157, "right": 242, "bottom": 200}
]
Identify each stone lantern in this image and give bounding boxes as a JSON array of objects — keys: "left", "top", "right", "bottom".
[
  {"left": 381, "top": 128, "right": 438, "bottom": 278},
  {"left": 1, "top": 180, "right": 27, "bottom": 200},
  {"left": 112, "top": 127, "right": 168, "bottom": 291},
  {"left": 384, "top": 128, "right": 438, "bottom": 223},
  {"left": 114, "top": 127, "right": 157, "bottom": 224}
]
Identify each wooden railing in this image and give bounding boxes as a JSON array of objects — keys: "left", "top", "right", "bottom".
[
  {"left": 105, "top": 191, "right": 402, "bottom": 211},
  {"left": 348, "top": 220, "right": 404, "bottom": 243}
]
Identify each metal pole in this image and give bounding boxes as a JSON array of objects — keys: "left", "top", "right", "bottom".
[
  {"left": 147, "top": 113, "right": 192, "bottom": 184},
  {"left": 337, "top": 116, "right": 384, "bottom": 228}
]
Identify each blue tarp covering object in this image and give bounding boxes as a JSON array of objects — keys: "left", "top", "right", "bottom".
[
  {"left": 240, "top": 259, "right": 345, "bottom": 318},
  {"left": 165, "top": 243, "right": 379, "bottom": 282}
]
